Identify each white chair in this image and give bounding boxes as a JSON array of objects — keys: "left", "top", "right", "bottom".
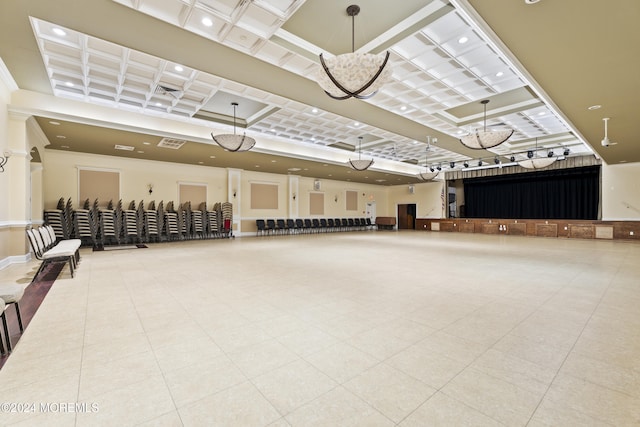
[
  {"left": 26, "top": 229, "right": 78, "bottom": 279},
  {"left": 0, "top": 299, "right": 7, "bottom": 355},
  {"left": 0, "top": 284, "right": 25, "bottom": 352}
]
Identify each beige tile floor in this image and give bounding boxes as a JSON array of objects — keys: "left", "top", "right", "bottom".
[{"left": 0, "top": 231, "right": 639, "bottom": 426}]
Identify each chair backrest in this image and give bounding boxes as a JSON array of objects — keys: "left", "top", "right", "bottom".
[
  {"left": 327, "top": 218, "right": 334, "bottom": 227},
  {"left": 266, "top": 219, "right": 276, "bottom": 229},
  {"left": 286, "top": 219, "right": 295, "bottom": 228},
  {"left": 320, "top": 218, "right": 327, "bottom": 227},
  {"left": 256, "top": 219, "right": 265, "bottom": 230},
  {"left": 32, "top": 229, "right": 48, "bottom": 253},
  {"left": 45, "top": 225, "right": 58, "bottom": 243},
  {"left": 276, "top": 219, "right": 285, "bottom": 228},
  {"left": 295, "top": 219, "right": 303, "bottom": 228},
  {"left": 39, "top": 227, "right": 53, "bottom": 249},
  {"left": 342, "top": 218, "right": 349, "bottom": 227},
  {"left": 312, "top": 218, "right": 320, "bottom": 227},
  {"left": 304, "top": 219, "right": 312, "bottom": 227},
  {"left": 25, "top": 229, "right": 43, "bottom": 259}
]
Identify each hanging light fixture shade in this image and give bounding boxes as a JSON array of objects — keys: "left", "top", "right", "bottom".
[
  {"left": 348, "top": 136, "right": 374, "bottom": 171},
  {"left": 211, "top": 102, "right": 256, "bottom": 152},
  {"left": 315, "top": 5, "right": 392, "bottom": 100},
  {"left": 416, "top": 139, "right": 438, "bottom": 181},
  {"left": 517, "top": 137, "right": 556, "bottom": 169},
  {"left": 459, "top": 100, "right": 514, "bottom": 149},
  {"left": 518, "top": 157, "right": 556, "bottom": 169}
]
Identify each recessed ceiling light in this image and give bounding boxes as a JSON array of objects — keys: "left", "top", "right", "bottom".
[
  {"left": 400, "top": 106, "right": 407, "bottom": 111},
  {"left": 255, "top": 165, "right": 260, "bottom": 168},
  {"left": 323, "top": 164, "right": 328, "bottom": 167},
  {"left": 287, "top": 167, "right": 301, "bottom": 171},
  {"left": 56, "top": 135, "right": 66, "bottom": 139},
  {"left": 311, "top": 108, "right": 318, "bottom": 113},
  {"left": 354, "top": 122, "right": 360, "bottom": 127},
  {"left": 210, "top": 155, "right": 216, "bottom": 159},
  {"left": 303, "top": 168, "right": 309, "bottom": 171},
  {"left": 202, "top": 17, "right": 213, "bottom": 27},
  {"left": 538, "top": 111, "right": 546, "bottom": 116},
  {"left": 49, "top": 121, "right": 60, "bottom": 125},
  {"left": 115, "top": 144, "right": 135, "bottom": 151},
  {"left": 155, "top": 102, "right": 162, "bottom": 107},
  {"left": 174, "top": 65, "right": 183, "bottom": 72},
  {"left": 137, "top": 150, "right": 144, "bottom": 153},
  {"left": 143, "top": 141, "right": 151, "bottom": 145},
  {"left": 198, "top": 161, "right": 204, "bottom": 164},
  {"left": 620, "top": 160, "right": 627, "bottom": 163},
  {"left": 65, "top": 82, "right": 74, "bottom": 87},
  {"left": 495, "top": 71, "right": 504, "bottom": 77},
  {"left": 458, "top": 36, "right": 469, "bottom": 44},
  {"left": 60, "top": 145, "right": 69, "bottom": 149},
  {"left": 588, "top": 105, "right": 602, "bottom": 110},
  {"left": 52, "top": 28, "right": 66, "bottom": 36},
  {"left": 328, "top": 174, "right": 332, "bottom": 177},
  {"left": 271, "top": 160, "right": 277, "bottom": 163},
  {"left": 413, "top": 141, "right": 419, "bottom": 145}
]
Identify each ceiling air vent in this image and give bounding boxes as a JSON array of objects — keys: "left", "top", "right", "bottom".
[
  {"left": 155, "top": 84, "right": 183, "bottom": 98},
  {"left": 157, "top": 138, "right": 186, "bottom": 149},
  {"left": 114, "top": 144, "right": 135, "bottom": 151}
]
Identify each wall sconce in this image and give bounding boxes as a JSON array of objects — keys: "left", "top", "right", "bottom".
[
  {"left": 335, "top": 195, "right": 338, "bottom": 202},
  {"left": 0, "top": 150, "right": 11, "bottom": 173},
  {"left": 232, "top": 189, "right": 237, "bottom": 198},
  {"left": 148, "top": 184, "right": 153, "bottom": 195},
  {"left": 292, "top": 193, "right": 296, "bottom": 201}
]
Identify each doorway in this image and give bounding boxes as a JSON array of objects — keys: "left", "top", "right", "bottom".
[
  {"left": 366, "top": 202, "right": 376, "bottom": 225},
  {"left": 397, "top": 204, "right": 416, "bottom": 230}
]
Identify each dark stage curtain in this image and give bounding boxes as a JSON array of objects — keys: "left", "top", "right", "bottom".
[{"left": 463, "top": 166, "right": 600, "bottom": 219}]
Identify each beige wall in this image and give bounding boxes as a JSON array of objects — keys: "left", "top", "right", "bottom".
[
  {"left": 386, "top": 180, "right": 444, "bottom": 220},
  {"left": 43, "top": 150, "right": 228, "bottom": 210},
  {"left": 602, "top": 162, "right": 640, "bottom": 220}
]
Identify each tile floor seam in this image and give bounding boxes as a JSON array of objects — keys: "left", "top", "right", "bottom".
[
  {"left": 523, "top": 260, "right": 623, "bottom": 427},
  {"left": 72, "top": 263, "right": 92, "bottom": 427},
  {"left": 119, "top": 262, "right": 186, "bottom": 426}
]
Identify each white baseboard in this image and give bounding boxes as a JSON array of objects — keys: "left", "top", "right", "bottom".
[{"left": 0, "top": 253, "right": 32, "bottom": 270}]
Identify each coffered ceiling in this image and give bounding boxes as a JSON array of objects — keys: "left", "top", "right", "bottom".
[{"left": 1, "top": 0, "right": 637, "bottom": 184}]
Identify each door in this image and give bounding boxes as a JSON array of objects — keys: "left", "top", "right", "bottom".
[
  {"left": 397, "top": 204, "right": 416, "bottom": 229},
  {"left": 366, "top": 202, "right": 376, "bottom": 224}
]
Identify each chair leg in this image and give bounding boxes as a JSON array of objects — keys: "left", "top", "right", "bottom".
[
  {"left": 1, "top": 312, "right": 11, "bottom": 352},
  {"left": 14, "top": 303, "right": 23, "bottom": 333},
  {"left": 0, "top": 317, "right": 5, "bottom": 355}
]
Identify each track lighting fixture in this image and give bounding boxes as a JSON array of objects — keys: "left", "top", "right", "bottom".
[
  {"left": 463, "top": 161, "right": 469, "bottom": 168},
  {"left": 547, "top": 151, "right": 554, "bottom": 158}
]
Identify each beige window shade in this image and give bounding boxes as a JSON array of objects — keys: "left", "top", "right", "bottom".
[
  {"left": 310, "top": 192, "right": 324, "bottom": 215},
  {"left": 346, "top": 190, "right": 358, "bottom": 211},
  {"left": 251, "top": 183, "right": 278, "bottom": 209},
  {"left": 179, "top": 184, "right": 207, "bottom": 208},
  {"left": 79, "top": 169, "right": 119, "bottom": 207}
]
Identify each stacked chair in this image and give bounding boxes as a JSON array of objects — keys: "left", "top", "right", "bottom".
[{"left": 43, "top": 197, "right": 233, "bottom": 248}]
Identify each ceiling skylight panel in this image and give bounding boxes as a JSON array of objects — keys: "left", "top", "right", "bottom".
[
  {"left": 138, "top": 0, "right": 186, "bottom": 26},
  {"left": 392, "top": 35, "right": 433, "bottom": 60},
  {"left": 196, "top": 0, "right": 241, "bottom": 19},
  {"left": 237, "top": 2, "right": 282, "bottom": 39}
]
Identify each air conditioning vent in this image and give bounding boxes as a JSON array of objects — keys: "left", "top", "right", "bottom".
[
  {"left": 157, "top": 138, "right": 186, "bottom": 149},
  {"left": 114, "top": 144, "right": 135, "bottom": 151}
]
